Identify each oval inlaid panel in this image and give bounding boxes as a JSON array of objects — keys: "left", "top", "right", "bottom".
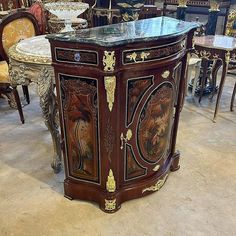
[{"left": 137, "top": 83, "right": 174, "bottom": 163}]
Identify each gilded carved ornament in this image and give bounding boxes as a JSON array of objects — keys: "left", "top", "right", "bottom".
[
  {"left": 178, "top": 0, "right": 188, "bottom": 7},
  {"left": 104, "top": 76, "right": 116, "bottom": 112},
  {"left": 225, "top": 50, "right": 231, "bottom": 63},
  {"left": 126, "top": 52, "right": 138, "bottom": 62},
  {"left": 106, "top": 169, "right": 116, "bottom": 193},
  {"left": 162, "top": 70, "right": 170, "bottom": 79},
  {"left": 103, "top": 51, "right": 116, "bottom": 72},
  {"left": 105, "top": 199, "right": 116, "bottom": 211},
  {"left": 153, "top": 165, "right": 160, "bottom": 172},
  {"left": 122, "top": 12, "right": 139, "bottom": 22},
  {"left": 142, "top": 174, "right": 168, "bottom": 194},
  {"left": 140, "top": 52, "right": 150, "bottom": 62},
  {"left": 120, "top": 129, "right": 132, "bottom": 150}
]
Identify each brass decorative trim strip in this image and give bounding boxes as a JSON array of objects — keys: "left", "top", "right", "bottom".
[
  {"left": 103, "top": 51, "right": 116, "bottom": 72},
  {"left": 142, "top": 174, "right": 168, "bottom": 194},
  {"left": 106, "top": 169, "right": 116, "bottom": 192},
  {"left": 104, "top": 76, "right": 116, "bottom": 112}
]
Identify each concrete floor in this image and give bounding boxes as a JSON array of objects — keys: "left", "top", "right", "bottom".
[{"left": 0, "top": 73, "right": 236, "bottom": 236}]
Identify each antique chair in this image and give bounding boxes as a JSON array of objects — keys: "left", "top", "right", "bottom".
[
  {"left": 0, "top": 10, "right": 40, "bottom": 121},
  {"left": 28, "top": 0, "right": 47, "bottom": 34}
]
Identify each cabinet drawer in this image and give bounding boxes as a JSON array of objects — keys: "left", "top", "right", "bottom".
[
  {"left": 122, "top": 38, "right": 186, "bottom": 65},
  {"left": 55, "top": 47, "right": 99, "bottom": 66}
]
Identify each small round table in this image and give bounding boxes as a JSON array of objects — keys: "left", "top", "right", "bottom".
[
  {"left": 194, "top": 35, "right": 236, "bottom": 122},
  {"left": 8, "top": 35, "right": 62, "bottom": 173}
]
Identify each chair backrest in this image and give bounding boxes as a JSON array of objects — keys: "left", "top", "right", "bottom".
[
  {"left": 0, "top": 10, "right": 40, "bottom": 62},
  {"left": 28, "top": 1, "right": 47, "bottom": 34},
  {"left": 225, "top": 10, "right": 236, "bottom": 37}
]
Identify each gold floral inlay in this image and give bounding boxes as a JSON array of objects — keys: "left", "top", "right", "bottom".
[
  {"left": 198, "top": 50, "right": 211, "bottom": 60},
  {"left": 140, "top": 52, "right": 150, "bottom": 61},
  {"left": 142, "top": 174, "right": 168, "bottom": 194},
  {"left": 126, "top": 51, "right": 150, "bottom": 63},
  {"left": 103, "top": 51, "right": 116, "bottom": 72},
  {"left": 126, "top": 52, "right": 138, "bottom": 62},
  {"left": 106, "top": 169, "right": 116, "bottom": 193},
  {"left": 105, "top": 199, "right": 116, "bottom": 211},
  {"left": 104, "top": 76, "right": 116, "bottom": 112}
]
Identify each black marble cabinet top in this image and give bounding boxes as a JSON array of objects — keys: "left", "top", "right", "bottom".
[{"left": 47, "top": 17, "right": 198, "bottom": 47}]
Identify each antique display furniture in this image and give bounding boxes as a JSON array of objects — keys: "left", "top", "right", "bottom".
[
  {"left": 91, "top": 0, "right": 161, "bottom": 26},
  {"left": 48, "top": 17, "right": 198, "bottom": 212},
  {"left": 8, "top": 35, "right": 62, "bottom": 173},
  {"left": 163, "top": 0, "right": 231, "bottom": 34},
  {"left": 194, "top": 35, "right": 236, "bottom": 122}
]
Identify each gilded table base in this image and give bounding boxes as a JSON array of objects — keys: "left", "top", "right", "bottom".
[{"left": 9, "top": 59, "right": 62, "bottom": 173}]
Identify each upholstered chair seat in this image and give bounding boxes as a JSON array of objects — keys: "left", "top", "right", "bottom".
[{"left": 0, "top": 61, "right": 9, "bottom": 83}]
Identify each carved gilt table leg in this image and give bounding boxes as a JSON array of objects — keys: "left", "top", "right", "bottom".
[{"left": 38, "top": 66, "right": 62, "bottom": 173}]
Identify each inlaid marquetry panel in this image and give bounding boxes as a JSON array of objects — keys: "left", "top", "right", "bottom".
[
  {"left": 137, "top": 83, "right": 175, "bottom": 163},
  {"left": 60, "top": 74, "right": 100, "bottom": 183},
  {"left": 126, "top": 76, "right": 154, "bottom": 126},
  {"left": 125, "top": 144, "right": 146, "bottom": 180}
]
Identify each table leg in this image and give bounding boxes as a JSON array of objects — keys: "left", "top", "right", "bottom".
[
  {"left": 199, "top": 58, "right": 209, "bottom": 103},
  {"left": 38, "top": 67, "right": 62, "bottom": 173},
  {"left": 210, "top": 59, "right": 222, "bottom": 100},
  {"left": 213, "top": 60, "right": 229, "bottom": 123}
]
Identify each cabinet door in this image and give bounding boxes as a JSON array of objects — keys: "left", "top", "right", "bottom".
[
  {"left": 59, "top": 73, "right": 100, "bottom": 184},
  {"left": 119, "top": 65, "right": 177, "bottom": 183}
]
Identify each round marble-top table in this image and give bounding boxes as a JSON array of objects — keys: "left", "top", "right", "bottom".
[
  {"left": 194, "top": 35, "right": 236, "bottom": 122},
  {"left": 8, "top": 35, "right": 62, "bottom": 173}
]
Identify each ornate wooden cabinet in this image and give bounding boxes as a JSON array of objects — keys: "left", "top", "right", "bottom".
[{"left": 48, "top": 17, "right": 198, "bottom": 213}]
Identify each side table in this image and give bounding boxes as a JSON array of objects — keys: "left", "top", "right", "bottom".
[
  {"left": 8, "top": 35, "right": 62, "bottom": 173},
  {"left": 194, "top": 35, "right": 236, "bottom": 122}
]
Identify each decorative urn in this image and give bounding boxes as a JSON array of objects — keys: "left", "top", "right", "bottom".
[{"left": 116, "top": 0, "right": 146, "bottom": 21}]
